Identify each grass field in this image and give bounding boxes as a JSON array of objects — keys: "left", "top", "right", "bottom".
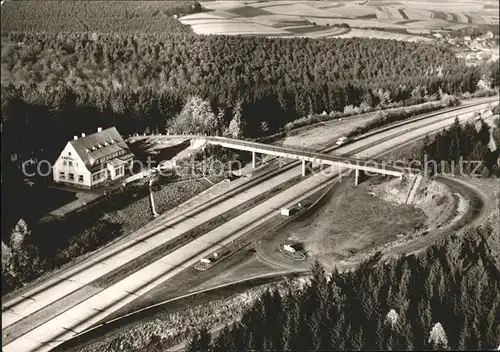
[
  {"left": 179, "top": 0, "right": 498, "bottom": 39},
  {"left": 254, "top": 177, "right": 428, "bottom": 271}
]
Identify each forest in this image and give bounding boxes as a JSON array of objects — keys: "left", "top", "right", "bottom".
[
  {"left": 2, "top": 31, "right": 497, "bottom": 164},
  {"left": 186, "top": 224, "right": 500, "bottom": 351},
  {"left": 419, "top": 116, "right": 500, "bottom": 177},
  {"left": 0, "top": 0, "right": 201, "bottom": 33}
]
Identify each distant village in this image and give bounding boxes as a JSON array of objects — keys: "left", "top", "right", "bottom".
[{"left": 432, "top": 31, "right": 499, "bottom": 66}]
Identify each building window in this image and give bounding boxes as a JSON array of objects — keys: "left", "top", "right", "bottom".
[
  {"left": 68, "top": 161, "right": 73, "bottom": 167},
  {"left": 78, "top": 175, "right": 84, "bottom": 182},
  {"left": 59, "top": 172, "right": 65, "bottom": 180},
  {"left": 63, "top": 160, "right": 67, "bottom": 166},
  {"left": 68, "top": 173, "right": 74, "bottom": 181}
]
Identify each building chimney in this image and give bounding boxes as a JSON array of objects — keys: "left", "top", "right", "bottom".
[
  {"left": 74, "top": 135, "right": 78, "bottom": 140},
  {"left": 81, "top": 133, "right": 86, "bottom": 137},
  {"left": 97, "top": 127, "right": 102, "bottom": 133}
]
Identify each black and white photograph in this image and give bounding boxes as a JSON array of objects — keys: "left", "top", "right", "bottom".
[{"left": 1, "top": 0, "right": 499, "bottom": 351}]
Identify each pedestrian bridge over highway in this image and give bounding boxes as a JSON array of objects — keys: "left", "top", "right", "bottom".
[{"left": 144, "top": 135, "right": 421, "bottom": 185}]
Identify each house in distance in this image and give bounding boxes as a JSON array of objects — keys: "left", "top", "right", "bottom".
[{"left": 52, "top": 127, "right": 134, "bottom": 189}]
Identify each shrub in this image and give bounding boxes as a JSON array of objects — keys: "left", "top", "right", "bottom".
[
  {"left": 3, "top": 177, "right": 211, "bottom": 295},
  {"left": 346, "top": 97, "right": 458, "bottom": 138},
  {"left": 492, "top": 104, "right": 499, "bottom": 115},
  {"left": 1, "top": 242, "right": 13, "bottom": 273}
]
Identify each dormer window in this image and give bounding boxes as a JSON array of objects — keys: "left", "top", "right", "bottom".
[
  {"left": 104, "top": 142, "right": 109, "bottom": 146},
  {"left": 110, "top": 139, "right": 115, "bottom": 144},
  {"left": 92, "top": 146, "right": 97, "bottom": 151}
]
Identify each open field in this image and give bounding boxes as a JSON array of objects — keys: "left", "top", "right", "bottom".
[{"left": 178, "top": 0, "right": 499, "bottom": 39}]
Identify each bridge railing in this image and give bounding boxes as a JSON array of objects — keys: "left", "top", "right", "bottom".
[
  {"left": 146, "top": 134, "right": 421, "bottom": 174},
  {"left": 205, "top": 136, "right": 421, "bottom": 174}
]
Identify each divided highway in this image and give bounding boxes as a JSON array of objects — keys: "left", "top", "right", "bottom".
[{"left": 2, "top": 97, "right": 496, "bottom": 352}]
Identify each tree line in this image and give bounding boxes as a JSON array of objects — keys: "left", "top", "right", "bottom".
[
  {"left": 2, "top": 31, "right": 496, "bottom": 163},
  {"left": 186, "top": 225, "right": 499, "bottom": 351},
  {"left": 0, "top": 0, "right": 200, "bottom": 33},
  {"left": 419, "top": 115, "right": 500, "bottom": 177}
]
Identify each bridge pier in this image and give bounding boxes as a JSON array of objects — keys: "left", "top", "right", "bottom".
[
  {"left": 301, "top": 160, "right": 313, "bottom": 176},
  {"left": 354, "top": 168, "right": 364, "bottom": 186},
  {"left": 252, "top": 151, "right": 256, "bottom": 169}
]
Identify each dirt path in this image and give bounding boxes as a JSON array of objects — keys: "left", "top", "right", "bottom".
[{"left": 385, "top": 176, "right": 490, "bottom": 257}]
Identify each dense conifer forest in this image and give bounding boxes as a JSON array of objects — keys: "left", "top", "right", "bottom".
[
  {"left": 0, "top": 1, "right": 201, "bottom": 33},
  {"left": 186, "top": 225, "right": 500, "bottom": 351},
  {"left": 420, "top": 117, "right": 500, "bottom": 177},
  {"left": 2, "top": 31, "right": 496, "bottom": 162},
  {"left": 1, "top": 0, "right": 498, "bottom": 160}
]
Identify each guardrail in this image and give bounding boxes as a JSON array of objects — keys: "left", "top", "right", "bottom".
[
  {"left": 207, "top": 136, "right": 420, "bottom": 173},
  {"left": 143, "top": 134, "right": 420, "bottom": 175},
  {"left": 143, "top": 97, "right": 496, "bottom": 175}
]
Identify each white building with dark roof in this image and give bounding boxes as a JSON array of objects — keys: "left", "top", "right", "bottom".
[{"left": 53, "top": 127, "right": 134, "bottom": 188}]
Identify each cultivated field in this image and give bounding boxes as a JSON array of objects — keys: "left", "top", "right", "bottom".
[{"left": 180, "top": 0, "right": 498, "bottom": 40}]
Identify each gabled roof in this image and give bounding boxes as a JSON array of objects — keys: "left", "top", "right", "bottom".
[{"left": 69, "top": 127, "right": 131, "bottom": 167}]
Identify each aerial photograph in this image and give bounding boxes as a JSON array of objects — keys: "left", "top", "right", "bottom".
[{"left": 1, "top": 0, "right": 499, "bottom": 351}]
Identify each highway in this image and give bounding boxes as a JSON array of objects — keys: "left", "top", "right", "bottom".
[{"left": 2, "top": 97, "right": 497, "bottom": 352}]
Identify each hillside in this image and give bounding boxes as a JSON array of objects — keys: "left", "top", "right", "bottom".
[
  {"left": 0, "top": 0, "right": 201, "bottom": 33},
  {"left": 187, "top": 224, "right": 500, "bottom": 351}
]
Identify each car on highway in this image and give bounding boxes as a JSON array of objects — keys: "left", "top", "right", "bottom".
[{"left": 336, "top": 136, "right": 351, "bottom": 145}]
